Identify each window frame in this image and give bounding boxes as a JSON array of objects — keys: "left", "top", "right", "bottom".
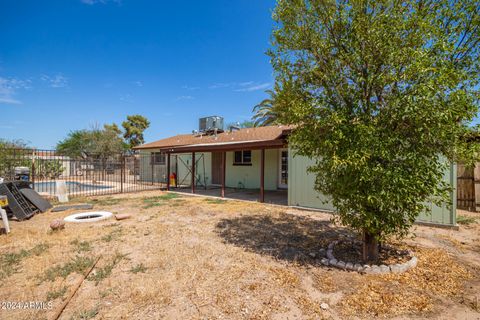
[
  {"left": 151, "top": 152, "right": 166, "bottom": 165},
  {"left": 233, "top": 150, "right": 252, "bottom": 166}
]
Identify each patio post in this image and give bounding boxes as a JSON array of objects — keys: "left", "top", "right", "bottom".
[
  {"left": 191, "top": 152, "right": 196, "bottom": 194},
  {"left": 221, "top": 151, "right": 226, "bottom": 197},
  {"left": 166, "top": 152, "right": 170, "bottom": 191},
  {"left": 260, "top": 148, "right": 265, "bottom": 203}
]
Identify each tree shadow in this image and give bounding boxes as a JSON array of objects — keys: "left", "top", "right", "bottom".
[{"left": 216, "top": 212, "right": 353, "bottom": 265}]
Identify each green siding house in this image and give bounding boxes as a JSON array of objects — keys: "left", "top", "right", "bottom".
[
  {"left": 135, "top": 122, "right": 457, "bottom": 227},
  {"left": 288, "top": 152, "right": 457, "bottom": 227}
]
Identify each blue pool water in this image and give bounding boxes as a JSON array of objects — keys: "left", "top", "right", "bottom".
[{"left": 34, "top": 181, "right": 112, "bottom": 194}]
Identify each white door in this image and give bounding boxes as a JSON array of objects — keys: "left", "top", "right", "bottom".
[{"left": 278, "top": 149, "right": 288, "bottom": 189}]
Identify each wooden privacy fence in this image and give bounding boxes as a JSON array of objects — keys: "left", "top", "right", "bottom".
[{"left": 457, "top": 163, "right": 479, "bottom": 212}]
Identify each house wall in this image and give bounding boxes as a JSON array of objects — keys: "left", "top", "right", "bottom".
[
  {"left": 416, "top": 163, "right": 457, "bottom": 226},
  {"left": 138, "top": 150, "right": 211, "bottom": 185},
  {"left": 288, "top": 148, "right": 457, "bottom": 227},
  {"left": 287, "top": 153, "right": 335, "bottom": 211},
  {"left": 175, "top": 152, "right": 212, "bottom": 187},
  {"left": 138, "top": 148, "right": 280, "bottom": 190},
  {"left": 138, "top": 149, "right": 156, "bottom": 182},
  {"left": 225, "top": 149, "right": 279, "bottom": 190},
  {"left": 138, "top": 149, "right": 172, "bottom": 183}
]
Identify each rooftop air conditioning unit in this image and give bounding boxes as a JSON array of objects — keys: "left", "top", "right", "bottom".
[{"left": 199, "top": 116, "right": 224, "bottom": 133}]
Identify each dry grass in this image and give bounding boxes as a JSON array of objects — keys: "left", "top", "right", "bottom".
[
  {"left": 0, "top": 242, "right": 50, "bottom": 278},
  {"left": 341, "top": 247, "right": 473, "bottom": 317},
  {"left": 0, "top": 191, "right": 478, "bottom": 320},
  {"left": 436, "top": 233, "right": 467, "bottom": 250},
  {"left": 312, "top": 273, "right": 337, "bottom": 293}
]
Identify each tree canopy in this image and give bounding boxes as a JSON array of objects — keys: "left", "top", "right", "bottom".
[
  {"left": 57, "top": 125, "right": 126, "bottom": 159},
  {"left": 57, "top": 114, "right": 150, "bottom": 158},
  {"left": 0, "top": 139, "right": 28, "bottom": 149},
  {"left": 122, "top": 114, "right": 150, "bottom": 148},
  {"left": 270, "top": 0, "right": 480, "bottom": 260}
]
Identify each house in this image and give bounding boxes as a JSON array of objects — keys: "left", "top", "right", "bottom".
[{"left": 134, "top": 117, "right": 457, "bottom": 227}]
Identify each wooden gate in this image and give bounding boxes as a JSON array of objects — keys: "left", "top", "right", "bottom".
[{"left": 457, "top": 163, "right": 477, "bottom": 211}]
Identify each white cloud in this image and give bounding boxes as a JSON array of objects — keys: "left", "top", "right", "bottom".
[
  {"left": 238, "top": 81, "right": 254, "bottom": 87},
  {"left": 0, "top": 77, "right": 31, "bottom": 105},
  {"left": 209, "top": 82, "right": 234, "bottom": 89},
  {"left": 234, "top": 82, "right": 271, "bottom": 92},
  {"left": 0, "top": 73, "right": 72, "bottom": 105},
  {"left": 208, "top": 81, "right": 271, "bottom": 92},
  {"left": 175, "top": 95, "right": 194, "bottom": 101},
  {"left": 120, "top": 94, "right": 133, "bottom": 102},
  {"left": 41, "top": 74, "right": 68, "bottom": 88},
  {"left": 133, "top": 81, "right": 143, "bottom": 87},
  {"left": 182, "top": 85, "right": 200, "bottom": 90},
  {"left": 0, "top": 97, "right": 21, "bottom": 105}
]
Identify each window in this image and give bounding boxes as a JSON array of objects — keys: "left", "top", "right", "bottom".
[
  {"left": 151, "top": 152, "right": 166, "bottom": 165},
  {"left": 279, "top": 150, "right": 288, "bottom": 187},
  {"left": 233, "top": 150, "right": 252, "bottom": 165}
]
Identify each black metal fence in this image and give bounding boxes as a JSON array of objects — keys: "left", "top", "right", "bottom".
[{"left": 0, "top": 148, "right": 170, "bottom": 198}]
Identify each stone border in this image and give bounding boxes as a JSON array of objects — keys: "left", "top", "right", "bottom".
[{"left": 320, "top": 240, "right": 417, "bottom": 274}]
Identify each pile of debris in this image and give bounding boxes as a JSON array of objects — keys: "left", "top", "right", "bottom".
[{"left": 0, "top": 180, "right": 52, "bottom": 221}]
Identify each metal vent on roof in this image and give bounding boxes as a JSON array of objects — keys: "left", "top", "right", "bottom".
[{"left": 199, "top": 116, "right": 224, "bottom": 133}]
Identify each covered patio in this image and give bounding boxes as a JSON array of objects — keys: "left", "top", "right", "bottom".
[
  {"left": 172, "top": 186, "right": 288, "bottom": 205},
  {"left": 133, "top": 125, "right": 291, "bottom": 205},
  {"left": 163, "top": 137, "right": 288, "bottom": 204}
]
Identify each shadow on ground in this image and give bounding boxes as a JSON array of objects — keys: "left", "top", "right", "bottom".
[{"left": 216, "top": 212, "right": 352, "bottom": 265}]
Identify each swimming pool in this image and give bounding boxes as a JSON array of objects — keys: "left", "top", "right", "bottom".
[{"left": 34, "top": 181, "right": 113, "bottom": 194}]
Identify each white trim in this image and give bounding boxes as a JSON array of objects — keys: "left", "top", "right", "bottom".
[{"left": 278, "top": 148, "right": 288, "bottom": 189}]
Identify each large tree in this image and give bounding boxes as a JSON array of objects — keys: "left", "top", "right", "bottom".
[
  {"left": 122, "top": 115, "right": 150, "bottom": 148},
  {"left": 270, "top": 0, "right": 480, "bottom": 261},
  {"left": 57, "top": 125, "right": 126, "bottom": 179},
  {"left": 57, "top": 125, "right": 125, "bottom": 159},
  {"left": 0, "top": 139, "right": 28, "bottom": 149},
  {"left": 56, "top": 130, "right": 93, "bottom": 159}
]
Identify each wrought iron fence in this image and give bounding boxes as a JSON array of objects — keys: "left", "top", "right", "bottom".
[{"left": 0, "top": 148, "right": 170, "bottom": 198}]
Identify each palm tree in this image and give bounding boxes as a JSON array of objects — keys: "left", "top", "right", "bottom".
[{"left": 252, "top": 89, "right": 279, "bottom": 127}]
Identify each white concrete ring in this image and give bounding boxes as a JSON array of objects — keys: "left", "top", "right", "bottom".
[{"left": 64, "top": 211, "right": 113, "bottom": 223}]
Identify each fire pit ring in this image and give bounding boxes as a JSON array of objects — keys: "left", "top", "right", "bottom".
[{"left": 64, "top": 211, "right": 113, "bottom": 223}]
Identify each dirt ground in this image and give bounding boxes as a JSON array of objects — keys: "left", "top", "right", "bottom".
[{"left": 0, "top": 191, "right": 479, "bottom": 320}]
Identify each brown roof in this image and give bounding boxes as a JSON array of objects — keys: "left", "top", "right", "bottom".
[{"left": 134, "top": 125, "right": 292, "bottom": 151}]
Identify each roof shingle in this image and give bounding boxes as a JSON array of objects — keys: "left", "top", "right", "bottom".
[{"left": 134, "top": 125, "right": 291, "bottom": 150}]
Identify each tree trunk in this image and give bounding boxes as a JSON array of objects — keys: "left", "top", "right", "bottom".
[{"left": 362, "top": 230, "right": 379, "bottom": 263}]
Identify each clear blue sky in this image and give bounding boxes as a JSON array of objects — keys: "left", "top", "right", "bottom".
[{"left": 0, "top": 0, "right": 276, "bottom": 149}]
